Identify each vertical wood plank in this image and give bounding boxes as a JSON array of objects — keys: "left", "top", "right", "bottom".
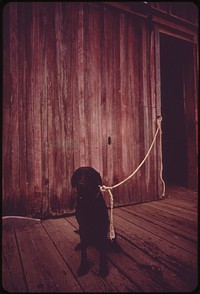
[
  {"left": 87, "top": 4, "right": 102, "bottom": 172},
  {"left": 77, "top": 3, "right": 86, "bottom": 167},
  {"left": 119, "top": 13, "right": 128, "bottom": 178},
  {"left": 52, "top": 3, "right": 61, "bottom": 211},
  {"left": 127, "top": 16, "right": 137, "bottom": 203},
  {"left": 39, "top": 3, "right": 50, "bottom": 214},
  {"left": 64, "top": 2, "right": 76, "bottom": 211},
  {"left": 17, "top": 3, "right": 31, "bottom": 215},
  {"left": 24, "top": 4, "right": 35, "bottom": 215},
  {"left": 113, "top": 11, "right": 122, "bottom": 203},
  {"left": 54, "top": 2, "right": 65, "bottom": 212},
  {"left": 3, "top": 3, "right": 12, "bottom": 215},
  {"left": 141, "top": 21, "right": 149, "bottom": 202},
  {"left": 10, "top": 3, "right": 20, "bottom": 212},
  {"left": 154, "top": 25, "right": 163, "bottom": 198},
  {"left": 83, "top": 4, "right": 92, "bottom": 167},
  {"left": 31, "top": 3, "right": 43, "bottom": 212},
  {"left": 149, "top": 27, "right": 158, "bottom": 200},
  {"left": 71, "top": 3, "right": 81, "bottom": 171},
  {"left": 123, "top": 14, "right": 132, "bottom": 204},
  {"left": 136, "top": 18, "right": 144, "bottom": 203},
  {"left": 100, "top": 7, "right": 108, "bottom": 185},
  {"left": 104, "top": 7, "right": 114, "bottom": 186},
  {"left": 45, "top": 3, "right": 57, "bottom": 213},
  {"left": 131, "top": 17, "right": 142, "bottom": 203}
]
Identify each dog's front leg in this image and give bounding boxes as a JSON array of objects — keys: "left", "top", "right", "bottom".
[
  {"left": 77, "top": 229, "right": 90, "bottom": 276},
  {"left": 99, "top": 240, "right": 108, "bottom": 278}
]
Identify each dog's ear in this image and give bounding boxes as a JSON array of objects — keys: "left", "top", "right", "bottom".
[
  {"left": 96, "top": 172, "right": 103, "bottom": 186},
  {"left": 89, "top": 169, "right": 102, "bottom": 187},
  {"left": 71, "top": 170, "right": 80, "bottom": 188}
]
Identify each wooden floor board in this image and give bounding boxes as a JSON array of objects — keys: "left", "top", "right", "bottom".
[
  {"left": 124, "top": 203, "right": 197, "bottom": 240},
  {"left": 158, "top": 197, "right": 197, "bottom": 212},
  {"left": 143, "top": 201, "right": 197, "bottom": 222},
  {"left": 15, "top": 222, "right": 82, "bottom": 292},
  {"left": 115, "top": 234, "right": 188, "bottom": 292},
  {"left": 42, "top": 217, "right": 131, "bottom": 292},
  {"left": 121, "top": 206, "right": 197, "bottom": 254},
  {"left": 113, "top": 212, "right": 197, "bottom": 291},
  {"left": 2, "top": 186, "right": 198, "bottom": 292},
  {"left": 2, "top": 221, "right": 28, "bottom": 292}
]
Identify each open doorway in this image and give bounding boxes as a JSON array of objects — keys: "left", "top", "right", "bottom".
[{"left": 160, "top": 34, "right": 190, "bottom": 187}]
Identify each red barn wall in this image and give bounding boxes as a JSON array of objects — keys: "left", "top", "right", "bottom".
[{"left": 2, "top": 2, "right": 197, "bottom": 217}]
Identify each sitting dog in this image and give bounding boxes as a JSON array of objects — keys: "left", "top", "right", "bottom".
[{"left": 71, "top": 166, "right": 121, "bottom": 278}]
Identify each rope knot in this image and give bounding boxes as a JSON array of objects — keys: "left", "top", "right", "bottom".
[
  {"left": 99, "top": 185, "right": 111, "bottom": 193},
  {"left": 157, "top": 116, "right": 162, "bottom": 128}
]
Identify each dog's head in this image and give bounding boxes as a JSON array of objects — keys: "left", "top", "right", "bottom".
[{"left": 71, "top": 166, "right": 102, "bottom": 199}]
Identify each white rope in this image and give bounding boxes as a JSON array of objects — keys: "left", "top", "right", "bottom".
[
  {"left": 100, "top": 117, "right": 165, "bottom": 240},
  {"left": 108, "top": 189, "right": 115, "bottom": 240},
  {"left": 2, "top": 216, "right": 41, "bottom": 222},
  {"left": 159, "top": 119, "right": 166, "bottom": 196}
]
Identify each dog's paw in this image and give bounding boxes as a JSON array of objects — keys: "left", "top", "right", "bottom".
[
  {"left": 77, "top": 263, "right": 90, "bottom": 277},
  {"left": 99, "top": 266, "right": 109, "bottom": 278}
]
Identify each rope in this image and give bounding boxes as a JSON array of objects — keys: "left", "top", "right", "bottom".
[
  {"left": 99, "top": 117, "right": 165, "bottom": 240},
  {"left": 2, "top": 216, "right": 41, "bottom": 222},
  {"left": 158, "top": 118, "right": 166, "bottom": 197}
]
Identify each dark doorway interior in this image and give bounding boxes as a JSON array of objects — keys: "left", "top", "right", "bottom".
[{"left": 160, "top": 34, "right": 189, "bottom": 187}]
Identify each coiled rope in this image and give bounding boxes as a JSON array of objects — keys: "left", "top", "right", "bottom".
[{"left": 99, "top": 117, "right": 165, "bottom": 240}]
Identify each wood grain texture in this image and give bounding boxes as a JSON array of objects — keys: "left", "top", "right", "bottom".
[
  {"left": 3, "top": 2, "right": 197, "bottom": 216},
  {"left": 2, "top": 187, "right": 198, "bottom": 292}
]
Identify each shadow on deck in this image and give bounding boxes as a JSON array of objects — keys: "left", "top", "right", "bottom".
[{"left": 2, "top": 186, "right": 198, "bottom": 292}]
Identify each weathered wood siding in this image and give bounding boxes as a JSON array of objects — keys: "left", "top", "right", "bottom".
[
  {"left": 148, "top": 2, "right": 198, "bottom": 26},
  {"left": 2, "top": 2, "right": 169, "bottom": 216}
]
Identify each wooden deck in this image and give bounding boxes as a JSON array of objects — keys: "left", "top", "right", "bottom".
[{"left": 2, "top": 186, "right": 198, "bottom": 292}]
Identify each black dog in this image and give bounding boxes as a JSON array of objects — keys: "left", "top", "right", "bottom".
[{"left": 71, "top": 166, "right": 121, "bottom": 278}]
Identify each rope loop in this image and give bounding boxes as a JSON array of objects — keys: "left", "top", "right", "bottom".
[{"left": 99, "top": 185, "right": 111, "bottom": 193}]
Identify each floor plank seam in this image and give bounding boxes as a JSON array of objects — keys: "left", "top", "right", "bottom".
[
  {"left": 121, "top": 207, "right": 197, "bottom": 250},
  {"left": 41, "top": 222, "right": 85, "bottom": 292},
  {"left": 142, "top": 204, "right": 196, "bottom": 222},
  {"left": 117, "top": 232, "right": 188, "bottom": 280},
  {"left": 116, "top": 230, "right": 195, "bottom": 288},
  {"left": 107, "top": 257, "right": 143, "bottom": 292},
  {"left": 2, "top": 253, "right": 15, "bottom": 292},
  {"left": 118, "top": 208, "right": 196, "bottom": 242},
  {"left": 159, "top": 202, "right": 197, "bottom": 213},
  {"left": 14, "top": 228, "right": 29, "bottom": 292},
  {"left": 114, "top": 210, "right": 197, "bottom": 255}
]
